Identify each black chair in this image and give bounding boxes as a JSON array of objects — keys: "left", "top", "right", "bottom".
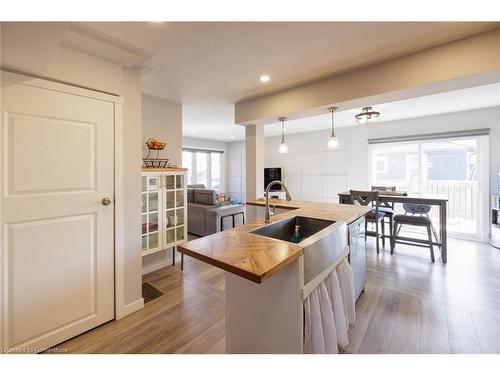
[
  {"left": 391, "top": 203, "right": 435, "bottom": 262},
  {"left": 350, "top": 190, "right": 386, "bottom": 253},
  {"left": 371, "top": 186, "right": 396, "bottom": 247}
]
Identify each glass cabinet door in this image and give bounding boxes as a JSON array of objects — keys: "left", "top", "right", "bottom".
[
  {"left": 176, "top": 226, "right": 185, "bottom": 242},
  {"left": 165, "top": 175, "right": 175, "bottom": 190},
  {"left": 161, "top": 172, "right": 187, "bottom": 249},
  {"left": 175, "top": 189, "right": 184, "bottom": 208},
  {"left": 142, "top": 172, "right": 187, "bottom": 255},
  {"left": 142, "top": 174, "right": 161, "bottom": 254},
  {"left": 176, "top": 174, "right": 184, "bottom": 189}
]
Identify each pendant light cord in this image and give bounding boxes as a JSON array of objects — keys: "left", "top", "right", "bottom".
[
  {"left": 329, "top": 107, "right": 337, "bottom": 137},
  {"left": 331, "top": 109, "right": 334, "bottom": 136},
  {"left": 280, "top": 117, "right": 286, "bottom": 143}
]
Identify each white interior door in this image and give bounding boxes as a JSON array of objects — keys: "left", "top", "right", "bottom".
[{"left": 0, "top": 78, "right": 115, "bottom": 352}]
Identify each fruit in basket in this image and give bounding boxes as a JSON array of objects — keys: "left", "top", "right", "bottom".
[{"left": 146, "top": 138, "right": 166, "bottom": 150}]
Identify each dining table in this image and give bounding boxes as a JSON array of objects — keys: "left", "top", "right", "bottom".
[{"left": 338, "top": 191, "right": 448, "bottom": 263}]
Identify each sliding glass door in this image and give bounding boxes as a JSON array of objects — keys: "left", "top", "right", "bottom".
[{"left": 370, "top": 136, "right": 488, "bottom": 240}]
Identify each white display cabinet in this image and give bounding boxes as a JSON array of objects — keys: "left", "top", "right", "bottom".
[{"left": 141, "top": 168, "right": 188, "bottom": 257}]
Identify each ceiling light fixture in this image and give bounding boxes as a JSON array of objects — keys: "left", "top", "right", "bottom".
[
  {"left": 327, "top": 106, "right": 339, "bottom": 150},
  {"left": 355, "top": 106, "right": 380, "bottom": 124},
  {"left": 229, "top": 136, "right": 235, "bottom": 140},
  {"left": 278, "top": 117, "right": 288, "bottom": 154},
  {"left": 260, "top": 74, "right": 270, "bottom": 83}
]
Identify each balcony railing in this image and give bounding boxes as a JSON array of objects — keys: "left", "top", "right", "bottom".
[{"left": 376, "top": 179, "right": 478, "bottom": 234}]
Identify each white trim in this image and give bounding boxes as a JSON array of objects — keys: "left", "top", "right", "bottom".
[
  {"left": 116, "top": 298, "right": 144, "bottom": 320},
  {"left": 478, "top": 135, "right": 489, "bottom": 242},
  {"left": 113, "top": 102, "right": 128, "bottom": 320},
  {"left": 0, "top": 69, "right": 124, "bottom": 104},
  {"left": 0, "top": 95, "right": 4, "bottom": 348}
]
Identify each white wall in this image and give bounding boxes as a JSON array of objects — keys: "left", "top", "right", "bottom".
[
  {"left": 227, "top": 107, "right": 500, "bottom": 205},
  {"left": 141, "top": 95, "right": 183, "bottom": 274},
  {"left": 227, "top": 141, "right": 246, "bottom": 203},
  {"left": 264, "top": 126, "right": 350, "bottom": 202},
  {"left": 142, "top": 94, "right": 183, "bottom": 166}
]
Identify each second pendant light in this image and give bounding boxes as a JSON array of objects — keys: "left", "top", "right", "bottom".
[
  {"left": 327, "top": 106, "right": 339, "bottom": 149},
  {"left": 278, "top": 116, "right": 288, "bottom": 154}
]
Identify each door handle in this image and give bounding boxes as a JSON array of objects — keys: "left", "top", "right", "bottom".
[{"left": 102, "top": 197, "right": 112, "bottom": 206}]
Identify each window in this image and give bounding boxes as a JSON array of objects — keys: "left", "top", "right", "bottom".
[
  {"left": 182, "top": 148, "right": 224, "bottom": 191},
  {"left": 376, "top": 156, "right": 388, "bottom": 174},
  {"left": 195, "top": 152, "right": 207, "bottom": 186},
  {"left": 182, "top": 151, "right": 193, "bottom": 183},
  {"left": 210, "top": 153, "right": 222, "bottom": 191},
  {"left": 370, "top": 136, "right": 487, "bottom": 240}
]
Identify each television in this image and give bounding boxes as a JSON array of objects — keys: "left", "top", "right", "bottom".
[{"left": 264, "top": 168, "right": 282, "bottom": 191}]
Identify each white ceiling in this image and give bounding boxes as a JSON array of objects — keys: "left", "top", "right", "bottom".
[
  {"left": 83, "top": 22, "right": 497, "bottom": 103},
  {"left": 79, "top": 22, "right": 499, "bottom": 141},
  {"left": 264, "top": 83, "right": 500, "bottom": 137},
  {"left": 184, "top": 83, "right": 500, "bottom": 141}
]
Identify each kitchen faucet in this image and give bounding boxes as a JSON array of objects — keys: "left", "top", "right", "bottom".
[{"left": 265, "top": 180, "right": 292, "bottom": 223}]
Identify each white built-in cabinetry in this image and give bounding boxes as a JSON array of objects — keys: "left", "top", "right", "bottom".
[{"left": 141, "top": 168, "right": 188, "bottom": 256}]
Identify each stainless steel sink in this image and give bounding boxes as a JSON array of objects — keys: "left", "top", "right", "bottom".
[
  {"left": 250, "top": 216, "right": 347, "bottom": 284},
  {"left": 250, "top": 216, "right": 334, "bottom": 244}
]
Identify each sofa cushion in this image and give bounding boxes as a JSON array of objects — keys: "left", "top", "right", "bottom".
[
  {"left": 194, "top": 189, "right": 217, "bottom": 205},
  {"left": 187, "top": 203, "right": 209, "bottom": 237},
  {"left": 187, "top": 184, "right": 207, "bottom": 203},
  {"left": 187, "top": 189, "right": 195, "bottom": 203}
]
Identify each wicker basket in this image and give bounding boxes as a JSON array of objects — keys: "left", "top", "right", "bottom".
[{"left": 146, "top": 138, "right": 166, "bottom": 150}]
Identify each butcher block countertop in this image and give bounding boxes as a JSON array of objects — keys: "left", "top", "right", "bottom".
[
  {"left": 177, "top": 199, "right": 370, "bottom": 284},
  {"left": 246, "top": 198, "right": 369, "bottom": 223}
]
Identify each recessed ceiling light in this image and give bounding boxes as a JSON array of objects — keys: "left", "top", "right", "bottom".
[
  {"left": 190, "top": 130, "right": 196, "bottom": 134},
  {"left": 260, "top": 75, "right": 270, "bottom": 83},
  {"left": 229, "top": 136, "right": 235, "bottom": 139}
]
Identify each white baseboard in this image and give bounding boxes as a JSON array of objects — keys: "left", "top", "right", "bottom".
[
  {"left": 116, "top": 298, "right": 144, "bottom": 320},
  {"left": 142, "top": 247, "right": 181, "bottom": 275}
]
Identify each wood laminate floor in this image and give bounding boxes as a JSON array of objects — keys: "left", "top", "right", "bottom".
[{"left": 53, "top": 237, "right": 500, "bottom": 354}]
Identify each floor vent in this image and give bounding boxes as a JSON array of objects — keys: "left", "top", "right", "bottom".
[{"left": 142, "top": 282, "right": 163, "bottom": 303}]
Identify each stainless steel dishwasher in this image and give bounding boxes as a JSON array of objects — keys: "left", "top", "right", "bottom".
[{"left": 348, "top": 216, "right": 366, "bottom": 300}]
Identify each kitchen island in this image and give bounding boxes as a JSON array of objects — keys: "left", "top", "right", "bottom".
[{"left": 177, "top": 199, "right": 369, "bottom": 353}]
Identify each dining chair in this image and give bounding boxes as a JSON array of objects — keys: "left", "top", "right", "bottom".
[
  {"left": 371, "top": 186, "right": 396, "bottom": 247},
  {"left": 391, "top": 203, "right": 435, "bottom": 262},
  {"left": 349, "top": 190, "right": 386, "bottom": 253}
]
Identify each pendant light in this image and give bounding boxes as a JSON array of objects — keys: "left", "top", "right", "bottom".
[
  {"left": 278, "top": 117, "right": 288, "bottom": 154},
  {"left": 355, "top": 106, "right": 380, "bottom": 124},
  {"left": 327, "top": 106, "right": 339, "bottom": 149}
]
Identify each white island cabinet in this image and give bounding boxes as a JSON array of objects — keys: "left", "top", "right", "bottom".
[{"left": 141, "top": 168, "right": 188, "bottom": 257}]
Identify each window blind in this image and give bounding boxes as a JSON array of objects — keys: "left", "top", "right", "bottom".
[
  {"left": 367, "top": 128, "right": 490, "bottom": 145},
  {"left": 182, "top": 147, "right": 224, "bottom": 154}
]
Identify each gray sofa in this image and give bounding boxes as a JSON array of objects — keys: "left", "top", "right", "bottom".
[{"left": 187, "top": 185, "right": 246, "bottom": 237}]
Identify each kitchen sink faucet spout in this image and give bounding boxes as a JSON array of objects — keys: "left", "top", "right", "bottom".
[{"left": 265, "top": 180, "right": 292, "bottom": 223}]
